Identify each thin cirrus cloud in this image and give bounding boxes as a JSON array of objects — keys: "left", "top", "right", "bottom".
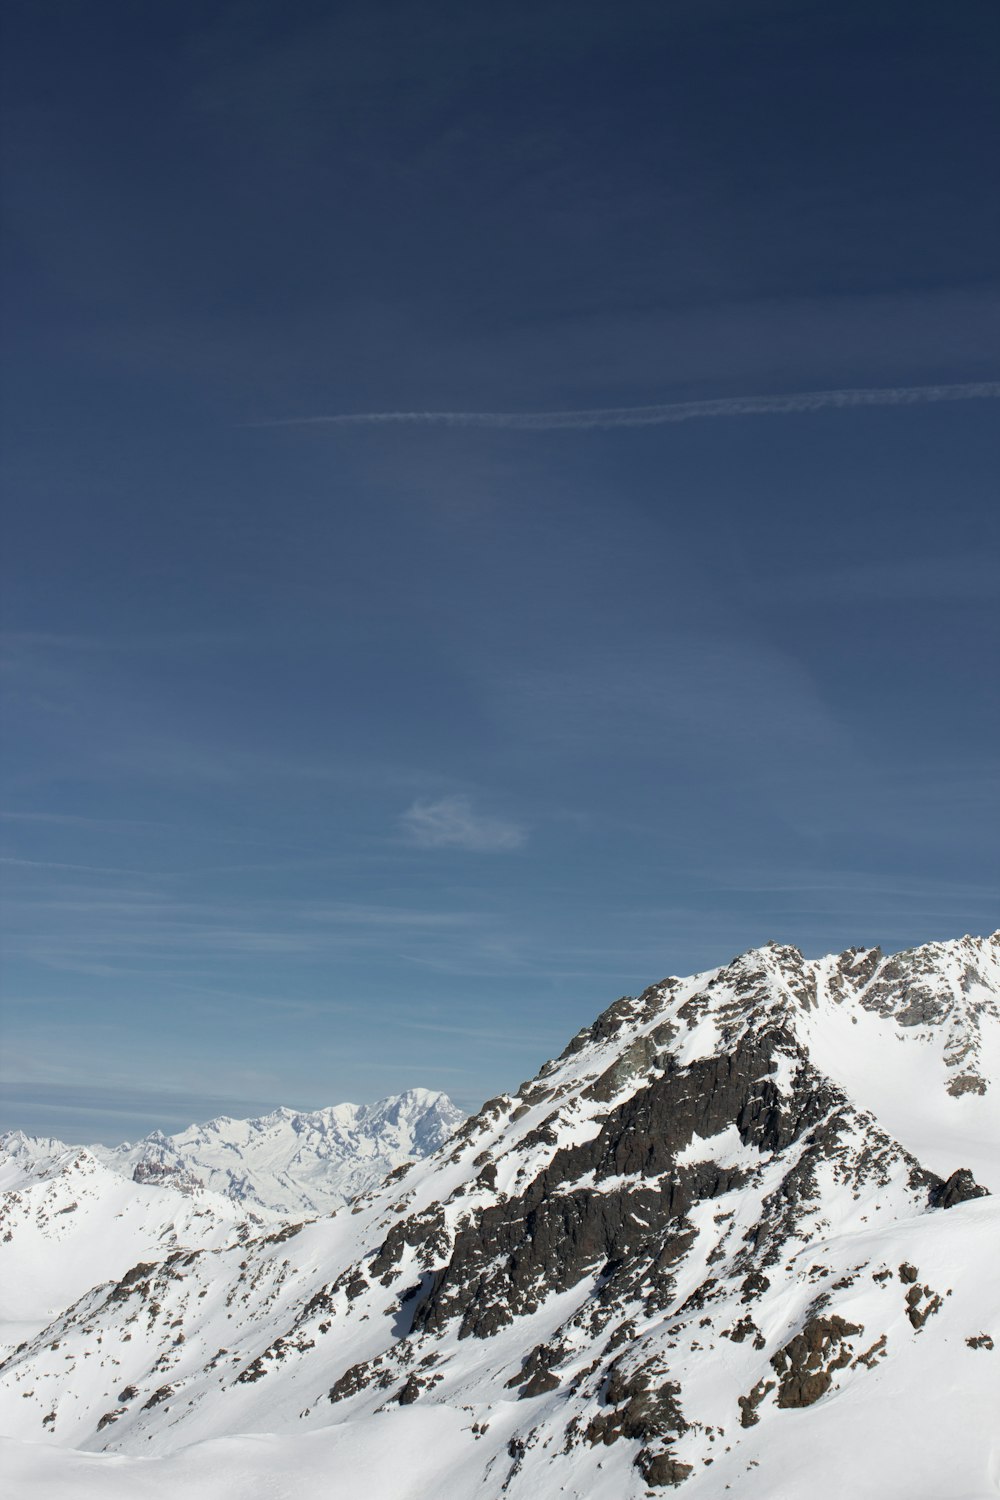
[
  {"left": 256, "top": 379, "right": 1000, "bottom": 431},
  {"left": 400, "top": 794, "right": 526, "bottom": 852}
]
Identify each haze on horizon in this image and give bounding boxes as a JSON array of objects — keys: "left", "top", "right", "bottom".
[{"left": 1, "top": 0, "right": 998, "bottom": 1142}]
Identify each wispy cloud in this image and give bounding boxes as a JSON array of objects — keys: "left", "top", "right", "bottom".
[
  {"left": 0, "top": 856, "right": 155, "bottom": 876},
  {"left": 0, "top": 876, "right": 498, "bottom": 981},
  {"left": 400, "top": 794, "right": 526, "bottom": 851},
  {"left": 256, "top": 379, "right": 1000, "bottom": 432},
  {"left": 0, "top": 629, "right": 250, "bottom": 654},
  {"left": 0, "top": 810, "right": 170, "bottom": 831}
]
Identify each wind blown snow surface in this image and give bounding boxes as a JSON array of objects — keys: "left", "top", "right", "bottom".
[{"left": 1, "top": 934, "right": 997, "bottom": 1498}]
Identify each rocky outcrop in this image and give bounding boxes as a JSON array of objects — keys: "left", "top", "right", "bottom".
[
  {"left": 770, "top": 1315, "right": 864, "bottom": 1408},
  {"left": 928, "top": 1168, "right": 990, "bottom": 1208},
  {"left": 411, "top": 1029, "right": 834, "bottom": 1340},
  {"left": 586, "top": 1361, "right": 691, "bottom": 1489}
]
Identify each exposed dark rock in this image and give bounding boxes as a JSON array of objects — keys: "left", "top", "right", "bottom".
[
  {"left": 519, "top": 1116, "right": 560, "bottom": 1150},
  {"left": 132, "top": 1160, "right": 204, "bottom": 1192},
  {"left": 585, "top": 1362, "right": 687, "bottom": 1449},
  {"left": 862, "top": 956, "right": 949, "bottom": 1026},
  {"left": 301, "top": 1287, "right": 334, "bottom": 1319},
  {"left": 948, "top": 1074, "right": 987, "bottom": 1097},
  {"left": 505, "top": 1341, "right": 566, "bottom": 1395},
  {"left": 637, "top": 1448, "right": 694, "bottom": 1488},
  {"left": 740, "top": 1271, "right": 770, "bottom": 1302},
  {"left": 928, "top": 1169, "right": 990, "bottom": 1209},
  {"left": 521, "top": 1368, "right": 561, "bottom": 1397},
  {"left": 410, "top": 1030, "right": 834, "bottom": 1340},
  {"left": 905, "top": 1285, "right": 943, "bottom": 1330},
  {"left": 770, "top": 1315, "right": 863, "bottom": 1407},
  {"left": 12, "top": 931, "right": 992, "bottom": 1493},
  {"left": 586, "top": 1367, "right": 697, "bottom": 1487},
  {"left": 829, "top": 946, "right": 883, "bottom": 1000},
  {"left": 725, "top": 1314, "right": 765, "bottom": 1349},
  {"left": 560, "top": 996, "right": 639, "bottom": 1059},
  {"left": 141, "top": 1384, "right": 174, "bottom": 1410},
  {"left": 371, "top": 1205, "right": 449, "bottom": 1282},
  {"left": 260, "top": 1222, "right": 304, "bottom": 1246},
  {"left": 107, "top": 1262, "right": 157, "bottom": 1303},
  {"left": 328, "top": 1362, "right": 372, "bottom": 1404},
  {"left": 738, "top": 1378, "right": 774, "bottom": 1427},
  {"left": 852, "top": 1333, "right": 888, "bottom": 1369}
]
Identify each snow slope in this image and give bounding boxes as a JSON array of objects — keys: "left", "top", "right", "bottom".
[
  {"left": 0, "top": 1144, "right": 261, "bottom": 1357},
  {"left": 1, "top": 933, "right": 997, "bottom": 1498},
  {"left": 0, "top": 1090, "right": 462, "bottom": 1360}
]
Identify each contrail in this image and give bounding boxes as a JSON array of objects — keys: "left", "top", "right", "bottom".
[{"left": 258, "top": 380, "right": 1000, "bottom": 431}]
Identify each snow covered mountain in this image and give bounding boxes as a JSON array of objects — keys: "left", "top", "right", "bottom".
[
  {"left": 89, "top": 1088, "right": 465, "bottom": 1217},
  {"left": 0, "top": 1142, "right": 261, "bottom": 1360},
  {"left": 1, "top": 933, "right": 997, "bottom": 1500},
  {"left": 0, "top": 1090, "right": 462, "bottom": 1365},
  {"left": 1, "top": 1089, "right": 463, "bottom": 1224}
]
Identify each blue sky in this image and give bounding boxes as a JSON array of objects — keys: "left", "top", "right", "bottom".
[{"left": 2, "top": 1, "right": 998, "bottom": 1141}]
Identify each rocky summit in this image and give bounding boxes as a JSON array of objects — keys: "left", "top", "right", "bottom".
[{"left": 1, "top": 933, "right": 997, "bottom": 1500}]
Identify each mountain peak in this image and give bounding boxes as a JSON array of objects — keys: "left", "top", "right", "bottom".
[{"left": 1, "top": 935, "right": 995, "bottom": 1499}]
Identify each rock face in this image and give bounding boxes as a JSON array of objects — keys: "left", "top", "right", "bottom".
[
  {"left": 769, "top": 1314, "right": 863, "bottom": 1408},
  {"left": 410, "top": 1027, "right": 838, "bottom": 1341},
  {"left": 0, "top": 933, "right": 998, "bottom": 1500},
  {"left": 928, "top": 1167, "right": 991, "bottom": 1209}
]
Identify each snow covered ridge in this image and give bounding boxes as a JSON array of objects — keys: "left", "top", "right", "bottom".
[
  {"left": 0, "top": 1145, "right": 261, "bottom": 1359},
  {"left": 1, "top": 933, "right": 998, "bottom": 1500},
  {"left": 2, "top": 1087, "right": 465, "bottom": 1219}
]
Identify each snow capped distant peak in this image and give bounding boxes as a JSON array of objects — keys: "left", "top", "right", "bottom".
[{"left": 75, "top": 1089, "right": 466, "bottom": 1219}]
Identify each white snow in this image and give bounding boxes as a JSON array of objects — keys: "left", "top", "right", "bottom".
[
  {"left": 675, "top": 1122, "right": 767, "bottom": 1170},
  {"left": 1, "top": 932, "right": 997, "bottom": 1498}
]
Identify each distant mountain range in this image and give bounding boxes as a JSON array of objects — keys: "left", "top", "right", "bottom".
[
  {"left": 92, "top": 1087, "right": 465, "bottom": 1217},
  {"left": 0, "top": 1089, "right": 463, "bottom": 1351},
  {"left": 3, "top": 1087, "right": 464, "bottom": 1219},
  {"left": 1, "top": 934, "right": 996, "bottom": 1499}
]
